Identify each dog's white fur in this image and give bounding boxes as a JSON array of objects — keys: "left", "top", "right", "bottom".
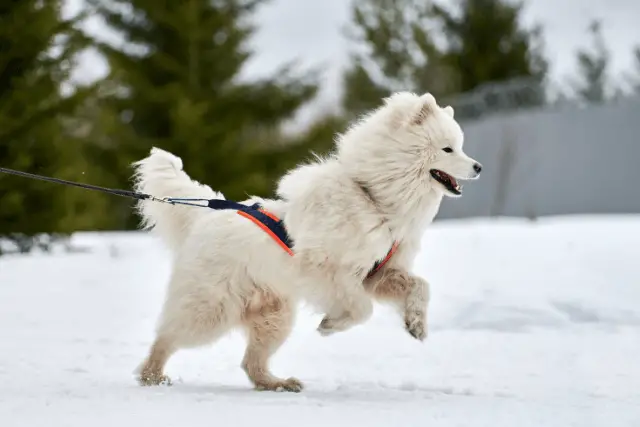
[{"left": 131, "top": 92, "right": 481, "bottom": 392}]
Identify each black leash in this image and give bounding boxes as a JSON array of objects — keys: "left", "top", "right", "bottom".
[
  {"left": 0, "top": 166, "right": 212, "bottom": 208},
  {"left": 0, "top": 166, "right": 151, "bottom": 201},
  {"left": 0, "top": 166, "right": 400, "bottom": 273}
]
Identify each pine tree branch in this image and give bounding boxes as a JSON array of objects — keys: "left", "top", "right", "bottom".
[{"left": 0, "top": 84, "right": 96, "bottom": 145}]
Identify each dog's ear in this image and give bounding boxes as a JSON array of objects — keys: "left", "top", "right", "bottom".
[
  {"left": 443, "top": 105, "right": 454, "bottom": 118},
  {"left": 412, "top": 93, "right": 438, "bottom": 125}
]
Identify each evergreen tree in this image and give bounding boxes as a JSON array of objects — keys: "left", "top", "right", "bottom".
[
  {"left": 341, "top": 0, "right": 453, "bottom": 118},
  {"left": 341, "top": 0, "right": 548, "bottom": 120},
  {"left": 244, "top": 113, "right": 348, "bottom": 196},
  {"left": 572, "top": 20, "right": 611, "bottom": 104},
  {"left": 88, "top": 0, "right": 318, "bottom": 229},
  {"left": 0, "top": 0, "right": 96, "bottom": 252},
  {"left": 431, "top": 0, "right": 549, "bottom": 113}
]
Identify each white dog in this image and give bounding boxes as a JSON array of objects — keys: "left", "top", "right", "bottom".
[{"left": 131, "top": 92, "right": 481, "bottom": 392}]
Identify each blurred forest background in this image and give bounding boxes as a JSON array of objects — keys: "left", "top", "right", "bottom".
[{"left": 1, "top": 0, "right": 639, "bottom": 253}]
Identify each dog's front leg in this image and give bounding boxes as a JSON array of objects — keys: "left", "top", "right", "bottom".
[
  {"left": 297, "top": 249, "right": 374, "bottom": 336},
  {"left": 404, "top": 275, "right": 429, "bottom": 341},
  {"left": 364, "top": 269, "right": 429, "bottom": 341},
  {"left": 316, "top": 275, "right": 373, "bottom": 336}
]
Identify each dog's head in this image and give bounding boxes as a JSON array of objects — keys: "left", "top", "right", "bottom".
[{"left": 338, "top": 92, "right": 482, "bottom": 199}]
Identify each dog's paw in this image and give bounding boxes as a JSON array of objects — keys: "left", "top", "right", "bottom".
[
  {"left": 317, "top": 316, "right": 339, "bottom": 336},
  {"left": 138, "top": 372, "right": 172, "bottom": 387},
  {"left": 317, "top": 315, "right": 354, "bottom": 336},
  {"left": 404, "top": 310, "right": 427, "bottom": 341},
  {"left": 255, "top": 377, "right": 304, "bottom": 393}
]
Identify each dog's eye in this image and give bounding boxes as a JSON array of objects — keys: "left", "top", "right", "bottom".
[{"left": 442, "top": 147, "right": 453, "bottom": 153}]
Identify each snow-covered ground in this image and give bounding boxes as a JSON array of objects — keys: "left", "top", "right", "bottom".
[{"left": 1, "top": 215, "right": 639, "bottom": 426}]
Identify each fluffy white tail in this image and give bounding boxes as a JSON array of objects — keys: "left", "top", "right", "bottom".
[{"left": 131, "top": 147, "right": 224, "bottom": 250}]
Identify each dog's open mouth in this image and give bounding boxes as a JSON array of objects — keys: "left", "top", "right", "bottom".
[{"left": 430, "top": 169, "right": 462, "bottom": 195}]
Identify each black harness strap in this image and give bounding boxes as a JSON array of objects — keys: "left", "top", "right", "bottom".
[{"left": 207, "top": 199, "right": 293, "bottom": 252}]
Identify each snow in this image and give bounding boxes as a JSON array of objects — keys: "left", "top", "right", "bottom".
[{"left": 1, "top": 215, "right": 639, "bottom": 426}]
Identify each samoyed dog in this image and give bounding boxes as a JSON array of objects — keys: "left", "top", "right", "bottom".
[{"left": 131, "top": 92, "right": 482, "bottom": 392}]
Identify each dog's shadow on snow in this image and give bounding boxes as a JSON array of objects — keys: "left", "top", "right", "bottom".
[{"left": 163, "top": 381, "right": 490, "bottom": 403}]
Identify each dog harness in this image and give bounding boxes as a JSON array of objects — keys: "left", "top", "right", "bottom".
[{"left": 207, "top": 199, "right": 397, "bottom": 279}]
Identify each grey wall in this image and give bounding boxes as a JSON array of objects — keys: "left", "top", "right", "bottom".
[{"left": 436, "top": 96, "right": 640, "bottom": 220}]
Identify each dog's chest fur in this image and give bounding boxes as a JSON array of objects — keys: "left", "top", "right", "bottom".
[{"left": 272, "top": 160, "right": 443, "bottom": 279}]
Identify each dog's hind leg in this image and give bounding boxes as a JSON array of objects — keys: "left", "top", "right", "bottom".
[
  {"left": 137, "top": 335, "right": 176, "bottom": 386},
  {"left": 136, "top": 265, "right": 242, "bottom": 386},
  {"left": 241, "top": 290, "right": 302, "bottom": 392},
  {"left": 137, "top": 299, "right": 237, "bottom": 386}
]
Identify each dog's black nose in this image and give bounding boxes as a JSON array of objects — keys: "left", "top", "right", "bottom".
[{"left": 473, "top": 163, "right": 482, "bottom": 174}]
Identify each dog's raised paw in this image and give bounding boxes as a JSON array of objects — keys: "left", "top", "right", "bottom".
[
  {"left": 405, "top": 312, "right": 427, "bottom": 341},
  {"left": 317, "top": 316, "right": 338, "bottom": 336}
]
